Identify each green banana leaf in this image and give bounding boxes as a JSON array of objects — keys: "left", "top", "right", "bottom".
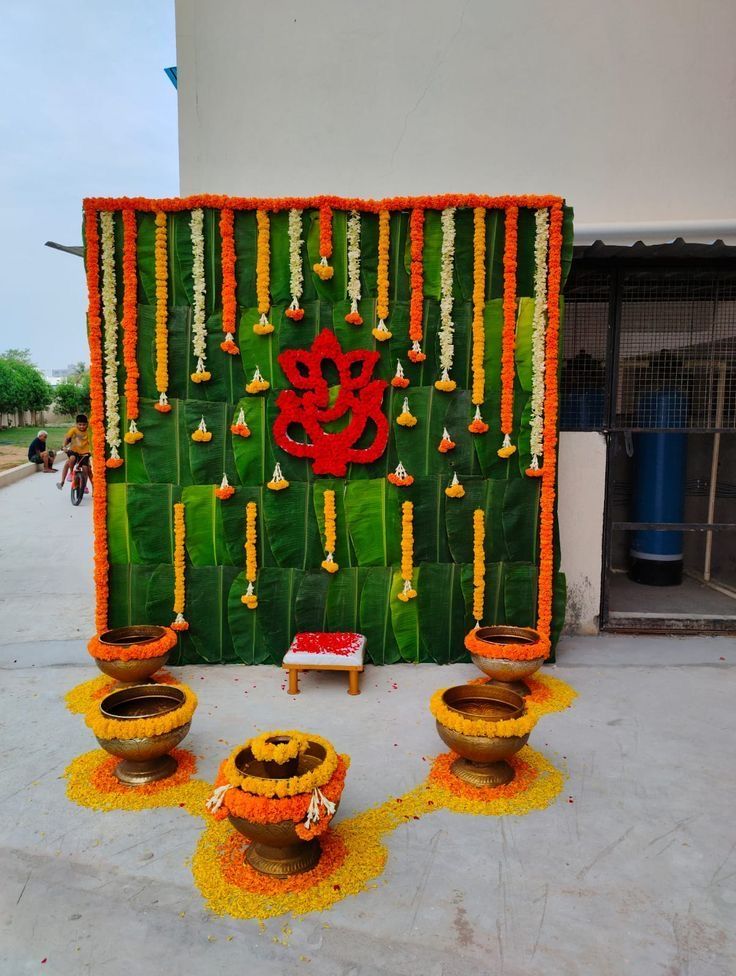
[
  {"left": 417, "top": 562, "right": 468, "bottom": 663},
  {"left": 401, "top": 476, "right": 450, "bottom": 563},
  {"left": 238, "top": 305, "right": 285, "bottom": 390},
  {"left": 344, "top": 478, "right": 401, "bottom": 566},
  {"left": 504, "top": 563, "right": 537, "bottom": 628},
  {"left": 218, "top": 485, "right": 276, "bottom": 568},
  {"left": 203, "top": 208, "right": 222, "bottom": 317},
  {"left": 417, "top": 210, "right": 442, "bottom": 300},
  {"left": 453, "top": 208, "right": 475, "bottom": 302},
  {"left": 460, "top": 561, "right": 506, "bottom": 625},
  {"left": 251, "top": 567, "right": 305, "bottom": 664},
  {"left": 182, "top": 484, "right": 237, "bottom": 566},
  {"left": 231, "top": 396, "right": 269, "bottom": 486},
  {"left": 359, "top": 566, "right": 401, "bottom": 664},
  {"left": 108, "top": 564, "right": 159, "bottom": 629},
  {"left": 389, "top": 568, "right": 420, "bottom": 661},
  {"left": 262, "top": 481, "right": 321, "bottom": 569},
  {"left": 137, "top": 212, "right": 156, "bottom": 305},
  {"left": 561, "top": 206, "right": 575, "bottom": 286},
  {"left": 294, "top": 572, "right": 330, "bottom": 633},
  {"left": 514, "top": 298, "right": 536, "bottom": 393},
  {"left": 516, "top": 207, "right": 537, "bottom": 298},
  {"left": 175, "top": 565, "right": 239, "bottom": 663},
  {"left": 107, "top": 483, "right": 131, "bottom": 565},
  {"left": 389, "top": 211, "right": 411, "bottom": 303},
  {"left": 306, "top": 208, "right": 347, "bottom": 302},
  {"left": 233, "top": 210, "right": 258, "bottom": 307},
  {"left": 127, "top": 483, "right": 178, "bottom": 564},
  {"left": 136, "top": 305, "right": 157, "bottom": 401},
  {"left": 359, "top": 211, "right": 379, "bottom": 298},
  {"left": 325, "top": 568, "right": 365, "bottom": 632},
  {"left": 392, "top": 384, "right": 473, "bottom": 478},
  {"left": 184, "top": 399, "right": 236, "bottom": 484},
  {"left": 502, "top": 478, "right": 541, "bottom": 562},
  {"left": 485, "top": 209, "right": 506, "bottom": 300},
  {"left": 444, "top": 478, "right": 507, "bottom": 564},
  {"left": 138, "top": 397, "right": 193, "bottom": 486},
  {"left": 168, "top": 212, "right": 193, "bottom": 308}
]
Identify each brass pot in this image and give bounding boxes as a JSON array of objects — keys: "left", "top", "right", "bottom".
[
  {"left": 94, "top": 625, "right": 171, "bottom": 684},
  {"left": 228, "top": 739, "right": 337, "bottom": 877},
  {"left": 436, "top": 685, "right": 529, "bottom": 787},
  {"left": 470, "top": 626, "right": 544, "bottom": 695},
  {"left": 96, "top": 684, "right": 191, "bottom": 785}
]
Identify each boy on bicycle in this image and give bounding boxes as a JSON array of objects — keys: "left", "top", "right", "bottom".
[{"left": 57, "top": 414, "right": 92, "bottom": 491}]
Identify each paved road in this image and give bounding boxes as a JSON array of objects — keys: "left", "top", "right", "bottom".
[{"left": 0, "top": 469, "right": 93, "bottom": 647}]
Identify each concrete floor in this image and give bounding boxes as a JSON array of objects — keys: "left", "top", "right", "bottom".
[
  {"left": 1, "top": 473, "right": 736, "bottom": 974},
  {"left": 608, "top": 571, "right": 736, "bottom": 620}
]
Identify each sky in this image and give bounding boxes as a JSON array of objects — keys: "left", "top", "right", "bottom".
[{"left": 0, "top": 1, "right": 178, "bottom": 374}]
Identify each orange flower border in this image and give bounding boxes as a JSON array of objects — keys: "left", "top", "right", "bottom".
[
  {"left": 84, "top": 193, "right": 566, "bottom": 648},
  {"left": 408, "top": 208, "right": 424, "bottom": 353},
  {"left": 220, "top": 208, "right": 237, "bottom": 335},
  {"left": 464, "top": 627, "right": 547, "bottom": 661},
  {"left": 499, "top": 204, "right": 519, "bottom": 446},
  {"left": 121, "top": 210, "right": 139, "bottom": 420},
  {"left": 471, "top": 207, "right": 487, "bottom": 406},
  {"left": 85, "top": 682, "right": 198, "bottom": 741},
  {"left": 87, "top": 626, "right": 177, "bottom": 662}
]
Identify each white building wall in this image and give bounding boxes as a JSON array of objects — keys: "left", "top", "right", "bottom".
[{"left": 174, "top": 0, "right": 736, "bottom": 632}]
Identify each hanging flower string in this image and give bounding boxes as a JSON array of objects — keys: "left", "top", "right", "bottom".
[
  {"left": 267, "top": 462, "right": 289, "bottom": 491},
  {"left": 438, "top": 428, "right": 455, "bottom": 453},
  {"left": 215, "top": 474, "right": 235, "bottom": 500},
  {"left": 470, "top": 207, "right": 487, "bottom": 427},
  {"left": 254, "top": 210, "right": 274, "bottom": 334},
  {"left": 320, "top": 489, "right": 339, "bottom": 574},
  {"left": 100, "top": 212, "right": 123, "bottom": 468},
  {"left": 153, "top": 212, "right": 171, "bottom": 412},
  {"left": 396, "top": 396, "right": 417, "bottom": 427},
  {"left": 527, "top": 208, "right": 550, "bottom": 476},
  {"left": 435, "top": 207, "right": 457, "bottom": 392},
  {"left": 373, "top": 209, "right": 392, "bottom": 341},
  {"left": 345, "top": 210, "right": 363, "bottom": 324},
  {"left": 285, "top": 208, "right": 305, "bottom": 320},
  {"left": 220, "top": 208, "right": 239, "bottom": 354},
  {"left": 192, "top": 417, "right": 212, "bottom": 442},
  {"left": 536, "top": 202, "right": 564, "bottom": 655},
  {"left": 473, "top": 508, "right": 485, "bottom": 625},
  {"left": 388, "top": 462, "right": 414, "bottom": 487},
  {"left": 445, "top": 472, "right": 465, "bottom": 498},
  {"left": 172, "top": 502, "right": 189, "bottom": 631},
  {"left": 397, "top": 501, "right": 417, "bottom": 602},
  {"left": 242, "top": 501, "right": 258, "bottom": 609},
  {"left": 230, "top": 407, "right": 251, "bottom": 437},
  {"left": 120, "top": 210, "right": 142, "bottom": 444},
  {"left": 498, "top": 205, "right": 518, "bottom": 457},
  {"left": 408, "top": 208, "right": 426, "bottom": 363},
  {"left": 246, "top": 367, "right": 270, "bottom": 394},
  {"left": 84, "top": 208, "right": 110, "bottom": 630},
  {"left": 391, "top": 360, "right": 409, "bottom": 388},
  {"left": 190, "top": 208, "right": 210, "bottom": 383},
  {"left": 313, "top": 203, "right": 334, "bottom": 280},
  {"left": 468, "top": 405, "right": 489, "bottom": 435}
]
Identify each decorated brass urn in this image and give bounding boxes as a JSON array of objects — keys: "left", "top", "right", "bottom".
[
  {"left": 465, "top": 625, "right": 546, "bottom": 695},
  {"left": 87, "top": 625, "right": 177, "bottom": 684},
  {"left": 208, "top": 732, "right": 348, "bottom": 878},
  {"left": 432, "top": 684, "right": 531, "bottom": 787},
  {"left": 91, "top": 683, "right": 196, "bottom": 785}
]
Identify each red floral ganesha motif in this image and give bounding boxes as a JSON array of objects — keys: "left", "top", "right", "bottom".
[{"left": 273, "top": 329, "right": 389, "bottom": 477}]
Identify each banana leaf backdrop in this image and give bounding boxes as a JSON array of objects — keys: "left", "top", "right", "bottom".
[{"left": 101, "top": 204, "right": 573, "bottom": 664}]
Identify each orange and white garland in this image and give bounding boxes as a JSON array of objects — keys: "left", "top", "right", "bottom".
[
  {"left": 408, "top": 208, "right": 426, "bottom": 362},
  {"left": 267, "top": 462, "right": 289, "bottom": 491},
  {"left": 320, "top": 489, "right": 339, "bottom": 573},
  {"left": 445, "top": 472, "right": 465, "bottom": 498},
  {"left": 391, "top": 360, "right": 409, "bottom": 388},
  {"left": 254, "top": 210, "right": 273, "bottom": 334},
  {"left": 527, "top": 208, "right": 550, "bottom": 475},
  {"left": 313, "top": 203, "right": 334, "bottom": 280},
  {"left": 242, "top": 501, "right": 258, "bottom": 609},
  {"left": 191, "top": 417, "right": 212, "bottom": 442},
  {"left": 246, "top": 367, "right": 270, "bottom": 394},
  {"left": 121, "top": 210, "right": 141, "bottom": 444},
  {"left": 190, "top": 208, "right": 210, "bottom": 383},
  {"left": 498, "top": 205, "right": 518, "bottom": 457},
  {"left": 172, "top": 501, "right": 189, "bottom": 630},
  {"left": 215, "top": 474, "right": 235, "bottom": 500},
  {"left": 154, "top": 212, "right": 171, "bottom": 412},
  {"left": 397, "top": 501, "right": 417, "bottom": 601},
  {"left": 230, "top": 407, "right": 251, "bottom": 437},
  {"left": 285, "top": 209, "right": 305, "bottom": 320},
  {"left": 373, "top": 210, "right": 391, "bottom": 341},
  {"left": 396, "top": 397, "right": 417, "bottom": 427},
  {"left": 100, "top": 212, "right": 123, "bottom": 467},
  {"left": 470, "top": 207, "right": 486, "bottom": 414},
  {"left": 435, "top": 207, "right": 457, "bottom": 392},
  {"left": 345, "top": 210, "right": 362, "bottom": 325},
  {"left": 472, "top": 508, "right": 485, "bottom": 624},
  {"left": 220, "top": 208, "right": 239, "bottom": 354}
]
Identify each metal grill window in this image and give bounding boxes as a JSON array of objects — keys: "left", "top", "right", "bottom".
[{"left": 560, "top": 268, "right": 611, "bottom": 431}]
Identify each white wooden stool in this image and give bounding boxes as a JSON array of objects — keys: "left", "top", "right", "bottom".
[{"left": 282, "top": 632, "right": 366, "bottom": 696}]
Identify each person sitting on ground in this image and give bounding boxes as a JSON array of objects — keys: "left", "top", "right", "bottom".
[
  {"left": 57, "top": 414, "right": 91, "bottom": 490},
  {"left": 27, "top": 430, "right": 57, "bottom": 472}
]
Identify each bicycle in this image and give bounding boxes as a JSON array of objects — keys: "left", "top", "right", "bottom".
[{"left": 70, "top": 454, "right": 92, "bottom": 506}]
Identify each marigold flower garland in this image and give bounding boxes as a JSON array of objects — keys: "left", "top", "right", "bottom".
[
  {"left": 345, "top": 210, "right": 363, "bottom": 325},
  {"left": 120, "top": 210, "right": 142, "bottom": 443},
  {"left": 285, "top": 208, "right": 305, "bottom": 320},
  {"left": 388, "top": 462, "right": 414, "bottom": 487},
  {"left": 153, "top": 211, "right": 171, "bottom": 412},
  {"left": 242, "top": 501, "right": 258, "bottom": 609},
  {"left": 249, "top": 731, "right": 309, "bottom": 764},
  {"left": 99, "top": 212, "right": 124, "bottom": 467},
  {"left": 267, "top": 462, "right": 289, "bottom": 491},
  {"left": 85, "top": 683, "right": 198, "bottom": 741},
  {"left": 84, "top": 210, "right": 110, "bottom": 630},
  {"left": 321, "top": 488, "right": 339, "bottom": 573},
  {"left": 498, "top": 205, "right": 519, "bottom": 457},
  {"left": 219, "top": 208, "right": 239, "bottom": 354},
  {"left": 438, "top": 428, "right": 455, "bottom": 453},
  {"left": 397, "top": 501, "right": 417, "bottom": 602},
  {"left": 190, "top": 208, "right": 210, "bottom": 382},
  {"left": 172, "top": 502, "right": 189, "bottom": 630},
  {"left": 191, "top": 416, "right": 212, "bottom": 442},
  {"left": 408, "top": 208, "right": 426, "bottom": 363},
  {"left": 391, "top": 360, "right": 409, "bottom": 388},
  {"left": 246, "top": 367, "right": 270, "bottom": 394},
  {"left": 430, "top": 686, "right": 537, "bottom": 738},
  {"left": 87, "top": 627, "right": 177, "bottom": 663},
  {"left": 473, "top": 508, "right": 485, "bottom": 624},
  {"left": 230, "top": 407, "right": 250, "bottom": 437},
  {"left": 215, "top": 474, "right": 235, "bottom": 500},
  {"left": 221, "top": 733, "right": 339, "bottom": 798},
  {"left": 470, "top": 207, "right": 487, "bottom": 429},
  {"left": 373, "top": 209, "right": 392, "bottom": 340},
  {"left": 445, "top": 472, "right": 465, "bottom": 498},
  {"left": 313, "top": 203, "right": 334, "bottom": 280},
  {"left": 396, "top": 396, "right": 417, "bottom": 427},
  {"left": 435, "top": 207, "right": 457, "bottom": 391},
  {"left": 527, "top": 207, "right": 550, "bottom": 476},
  {"left": 253, "top": 209, "right": 274, "bottom": 334}
]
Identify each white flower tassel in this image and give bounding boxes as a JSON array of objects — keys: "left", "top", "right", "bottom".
[
  {"left": 346, "top": 210, "right": 362, "bottom": 316},
  {"left": 158, "top": 392, "right": 169, "bottom": 408},
  {"left": 303, "top": 787, "right": 337, "bottom": 831},
  {"left": 220, "top": 473, "right": 230, "bottom": 491},
  {"left": 194, "top": 356, "right": 208, "bottom": 377},
  {"left": 205, "top": 784, "right": 232, "bottom": 814},
  {"left": 529, "top": 208, "right": 550, "bottom": 462},
  {"left": 271, "top": 462, "right": 285, "bottom": 484},
  {"left": 190, "top": 208, "right": 207, "bottom": 366},
  {"left": 100, "top": 211, "right": 122, "bottom": 458},
  {"left": 438, "top": 207, "right": 456, "bottom": 373},
  {"left": 502, "top": 433, "right": 513, "bottom": 451},
  {"left": 288, "top": 208, "right": 304, "bottom": 312},
  {"left": 198, "top": 417, "right": 208, "bottom": 436},
  {"left": 394, "top": 461, "right": 409, "bottom": 481},
  {"left": 259, "top": 312, "right": 269, "bottom": 326},
  {"left": 174, "top": 611, "right": 187, "bottom": 627}
]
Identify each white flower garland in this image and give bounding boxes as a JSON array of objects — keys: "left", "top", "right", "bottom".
[
  {"left": 288, "top": 208, "right": 304, "bottom": 311},
  {"left": 529, "top": 208, "right": 550, "bottom": 466},
  {"left": 346, "top": 210, "right": 362, "bottom": 315},
  {"left": 438, "top": 207, "right": 456, "bottom": 373},
  {"left": 100, "top": 211, "right": 122, "bottom": 461},
  {"left": 190, "top": 208, "right": 207, "bottom": 372}
]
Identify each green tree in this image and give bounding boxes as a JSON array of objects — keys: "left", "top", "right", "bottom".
[
  {"left": 0, "top": 359, "right": 21, "bottom": 413},
  {"left": 53, "top": 379, "right": 90, "bottom": 416},
  {"left": 0, "top": 352, "right": 52, "bottom": 414},
  {"left": 0, "top": 348, "right": 34, "bottom": 366}
]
